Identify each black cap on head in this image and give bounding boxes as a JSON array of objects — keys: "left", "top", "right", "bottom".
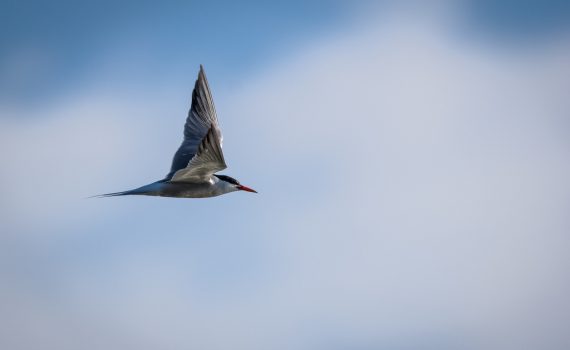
[{"left": 214, "top": 174, "right": 240, "bottom": 185}]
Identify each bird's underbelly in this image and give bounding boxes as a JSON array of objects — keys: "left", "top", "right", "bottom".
[{"left": 154, "top": 182, "right": 222, "bottom": 198}]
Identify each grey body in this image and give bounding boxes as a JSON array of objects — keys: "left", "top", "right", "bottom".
[
  {"left": 96, "top": 66, "right": 256, "bottom": 199},
  {"left": 123, "top": 177, "right": 239, "bottom": 199}
]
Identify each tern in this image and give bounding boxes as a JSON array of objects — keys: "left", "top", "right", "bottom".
[{"left": 96, "top": 65, "right": 257, "bottom": 198}]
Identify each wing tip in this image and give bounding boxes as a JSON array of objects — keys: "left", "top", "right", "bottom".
[{"left": 196, "top": 64, "right": 209, "bottom": 87}]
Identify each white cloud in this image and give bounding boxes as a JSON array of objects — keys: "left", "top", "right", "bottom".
[{"left": 226, "top": 12, "right": 570, "bottom": 350}]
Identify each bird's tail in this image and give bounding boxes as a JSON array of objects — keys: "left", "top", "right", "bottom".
[
  {"left": 88, "top": 190, "right": 135, "bottom": 198},
  {"left": 89, "top": 180, "right": 166, "bottom": 198},
  {"left": 89, "top": 181, "right": 163, "bottom": 198}
]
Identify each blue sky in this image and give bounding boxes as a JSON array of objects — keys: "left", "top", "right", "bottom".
[
  {"left": 1, "top": 0, "right": 352, "bottom": 106},
  {"left": 2, "top": 0, "right": 569, "bottom": 106},
  {"left": 1, "top": 1, "right": 570, "bottom": 349}
]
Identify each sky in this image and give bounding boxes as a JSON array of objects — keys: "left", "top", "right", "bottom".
[{"left": 1, "top": 1, "right": 570, "bottom": 349}]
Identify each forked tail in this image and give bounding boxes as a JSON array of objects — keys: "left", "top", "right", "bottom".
[
  {"left": 89, "top": 181, "right": 164, "bottom": 198},
  {"left": 89, "top": 190, "right": 136, "bottom": 198}
]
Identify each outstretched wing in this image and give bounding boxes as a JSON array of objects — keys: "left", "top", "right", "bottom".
[
  {"left": 166, "top": 65, "right": 224, "bottom": 180},
  {"left": 170, "top": 125, "right": 226, "bottom": 182}
]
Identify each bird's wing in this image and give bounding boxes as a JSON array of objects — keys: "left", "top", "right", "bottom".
[
  {"left": 170, "top": 125, "right": 227, "bottom": 182},
  {"left": 166, "top": 65, "right": 224, "bottom": 180}
]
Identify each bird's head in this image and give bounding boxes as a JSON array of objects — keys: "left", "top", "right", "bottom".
[{"left": 214, "top": 174, "right": 257, "bottom": 193}]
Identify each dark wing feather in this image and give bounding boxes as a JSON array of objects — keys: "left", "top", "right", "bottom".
[
  {"left": 166, "top": 65, "right": 223, "bottom": 179},
  {"left": 170, "top": 125, "right": 226, "bottom": 182}
]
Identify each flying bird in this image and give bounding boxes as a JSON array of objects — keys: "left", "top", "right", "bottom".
[{"left": 96, "top": 65, "right": 257, "bottom": 198}]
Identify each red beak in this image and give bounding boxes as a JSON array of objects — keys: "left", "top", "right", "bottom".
[{"left": 237, "top": 185, "right": 257, "bottom": 193}]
